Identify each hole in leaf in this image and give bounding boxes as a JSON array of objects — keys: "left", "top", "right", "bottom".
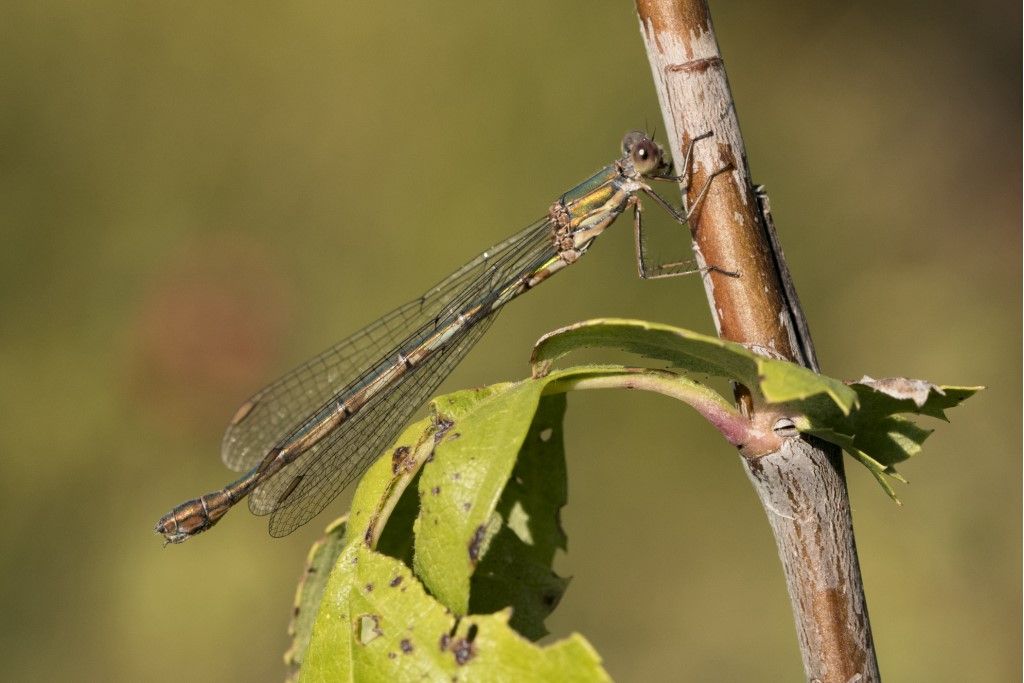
[{"left": 357, "top": 614, "right": 382, "bottom": 645}]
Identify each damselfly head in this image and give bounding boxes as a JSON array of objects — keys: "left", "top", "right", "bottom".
[{"left": 621, "top": 130, "right": 665, "bottom": 176}]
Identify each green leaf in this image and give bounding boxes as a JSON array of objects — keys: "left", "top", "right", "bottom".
[
  {"left": 302, "top": 547, "right": 609, "bottom": 682},
  {"left": 531, "top": 318, "right": 981, "bottom": 498},
  {"left": 758, "top": 357, "right": 853, "bottom": 409},
  {"left": 285, "top": 516, "right": 349, "bottom": 680},
  {"left": 375, "top": 469, "right": 424, "bottom": 567},
  {"left": 849, "top": 377, "right": 981, "bottom": 422},
  {"left": 413, "top": 366, "right": 667, "bottom": 620},
  {"left": 300, "top": 417, "right": 435, "bottom": 681},
  {"left": 300, "top": 540, "right": 363, "bottom": 682},
  {"left": 533, "top": 318, "right": 755, "bottom": 381},
  {"left": 468, "top": 393, "right": 571, "bottom": 640},
  {"left": 294, "top": 322, "right": 981, "bottom": 678},
  {"left": 414, "top": 381, "right": 550, "bottom": 615},
  {"left": 301, "top": 364, "right": 727, "bottom": 678},
  {"left": 795, "top": 378, "right": 982, "bottom": 497},
  {"left": 532, "top": 318, "right": 857, "bottom": 414},
  {"left": 347, "top": 416, "right": 435, "bottom": 548}
]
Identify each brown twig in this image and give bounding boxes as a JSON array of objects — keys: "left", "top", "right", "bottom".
[{"left": 634, "top": 1, "right": 881, "bottom": 681}]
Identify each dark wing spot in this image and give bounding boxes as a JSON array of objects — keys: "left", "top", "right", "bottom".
[{"left": 230, "top": 398, "right": 259, "bottom": 425}]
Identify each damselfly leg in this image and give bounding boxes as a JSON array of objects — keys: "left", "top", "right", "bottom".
[{"left": 633, "top": 132, "right": 738, "bottom": 279}]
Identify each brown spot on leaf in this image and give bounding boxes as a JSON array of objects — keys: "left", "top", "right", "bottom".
[
  {"left": 389, "top": 575, "right": 403, "bottom": 588},
  {"left": 450, "top": 638, "right": 475, "bottom": 665},
  {"left": 400, "top": 638, "right": 414, "bottom": 654},
  {"left": 854, "top": 375, "right": 942, "bottom": 408},
  {"left": 391, "top": 446, "right": 411, "bottom": 474},
  {"left": 468, "top": 524, "right": 488, "bottom": 563},
  {"left": 434, "top": 416, "right": 455, "bottom": 441}
]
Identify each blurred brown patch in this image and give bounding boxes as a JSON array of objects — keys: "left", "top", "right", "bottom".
[{"left": 127, "top": 234, "right": 291, "bottom": 431}]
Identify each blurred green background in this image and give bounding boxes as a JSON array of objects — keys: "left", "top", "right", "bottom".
[{"left": 1, "top": 2, "right": 1018, "bottom": 681}]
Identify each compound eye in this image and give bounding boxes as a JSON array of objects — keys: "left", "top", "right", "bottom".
[
  {"left": 621, "top": 130, "right": 646, "bottom": 155},
  {"left": 631, "top": 138, "right": 662, "bottom": 174}
]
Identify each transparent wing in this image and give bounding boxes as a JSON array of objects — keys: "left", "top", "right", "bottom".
[
  {"left": 264, "top": 317, "right": 494, "bottom": 537},
  {"left": 246, "top": 220, "right": 560, "bottom": 537},
  {"left": 222, "top": 217, "right": 552, "bottom": 473}
]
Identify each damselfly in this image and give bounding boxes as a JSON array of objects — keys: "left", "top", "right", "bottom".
[{"left": 156, "top": 130, "right": 733, "bottom": 543}]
